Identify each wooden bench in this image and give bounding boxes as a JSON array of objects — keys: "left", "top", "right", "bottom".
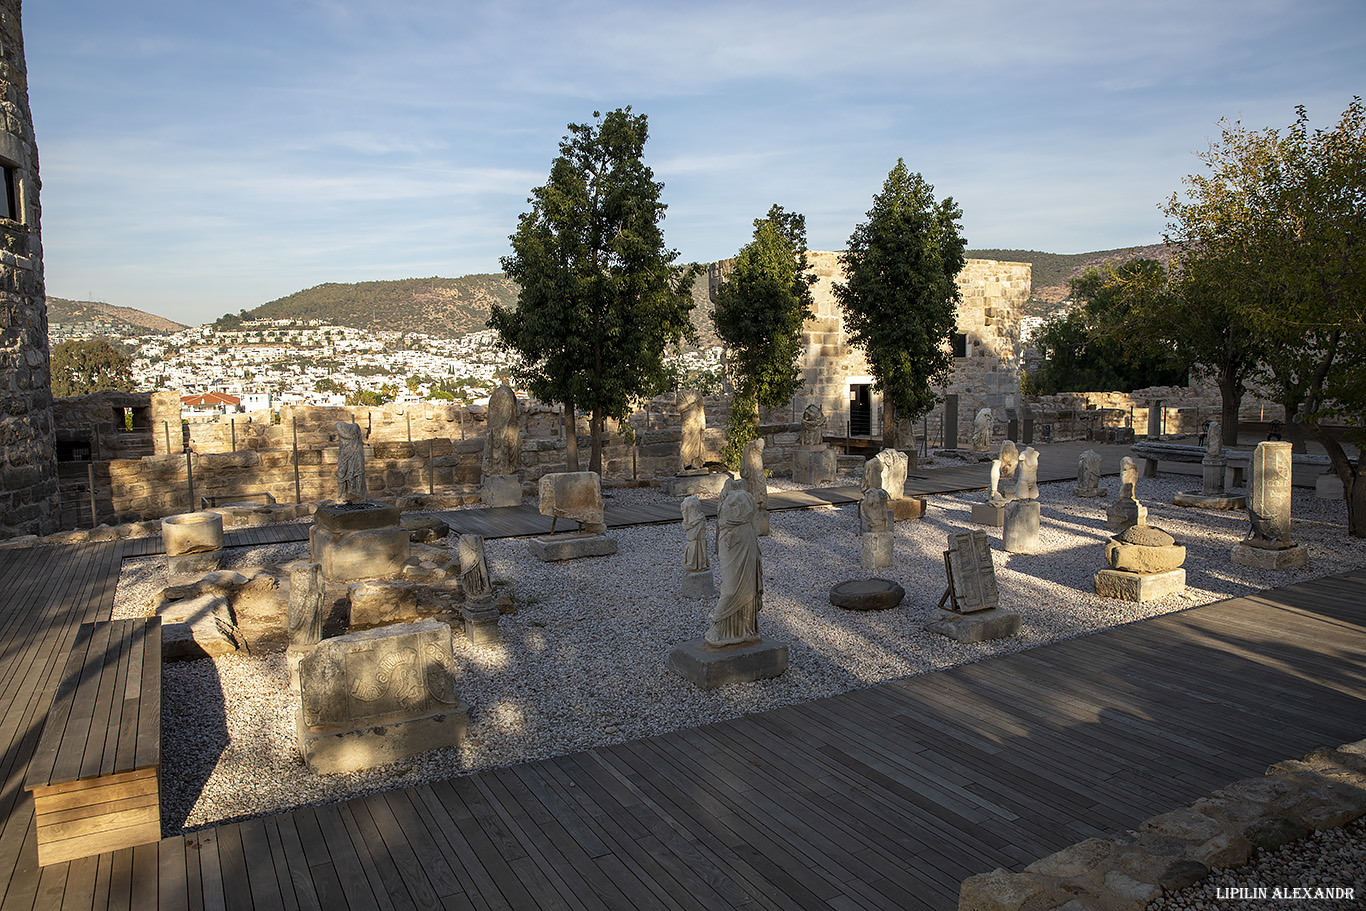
[
  {"left": 23, "top": 618, "right": 161, "bottom": 866},
  {"left": 1130, "top": 442, "right": 1331, "bottom": 487}
]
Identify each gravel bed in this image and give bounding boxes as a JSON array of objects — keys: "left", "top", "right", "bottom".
[
  {"left": 113, "top": 473, "right": 1366, "bottom": 837},
  {"left": 1151, "top": 816, "right": 1365, "bottom": 909}
]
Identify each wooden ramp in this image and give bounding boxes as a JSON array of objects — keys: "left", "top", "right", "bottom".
[{"left": 0, "top": 531, "right": 1363, "bottom": 909}]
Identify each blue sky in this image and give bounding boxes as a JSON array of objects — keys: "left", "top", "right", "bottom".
[{"left": 23, "top": 0, "right": 1366, "bottom": 326}]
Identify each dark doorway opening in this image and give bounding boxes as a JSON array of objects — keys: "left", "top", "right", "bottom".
[{"left": 850, "top": 384, "right": 871, "bottom": 436}]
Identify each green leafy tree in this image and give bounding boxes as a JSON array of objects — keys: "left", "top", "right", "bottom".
[
  {"left": 492, "top": 107, "right": 700, "bottom": 474},
  {"left": 712, "top": 204, "right": 816, "bottom": 466},
  {"left": 1026, "top": 261, "right": 1189, "bottom": 395},
  {"left": 833, "top": 160, "right": 966, "bottom": 448},
  {"left": 50, "top": 338, "right": 134, "bottom": 397}
]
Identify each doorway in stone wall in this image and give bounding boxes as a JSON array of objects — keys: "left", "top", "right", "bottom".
[{"left": 849, "top": 384, "right": 871, "bottom": 436}]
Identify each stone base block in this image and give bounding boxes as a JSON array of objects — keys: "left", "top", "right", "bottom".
[
  {"left": 1106, "top": 500, "right": 1148, "bottom": 532},
  {"left": 297, "top": 704, "right": 469, "bottom": 775},
  {"left": 529, "top": 532, "right": 618, "bottom": 562},
  {"left": 167, "top": 550, "right": 223, "bottom": 576},
  {"left": 1072, "top": 486, "right": 1106, "bottom": 498},
  {"left": 314, "top": 501, "right": 401, "bottom": 533},
  {"left": 1003, "top": 500, "right": 1040, "bottom": 554},
  {"left": 890, "top": 497, "right": 926, "bottom": 522},
  {"left": 756, "top": 510, "right": 770, "bottom": 536},
  {"left": 1095, "top": 567, "right": 1186, "bottom": 601},
  {"left": 668, "top": 638, "right": 788, "bottom": 689},
  {"left": 661, "top": 473, "right": 730, "bottom": 498},
  {"left": 681, "top": 571, "right": 716, "bottom": 600},
  {"left": 791, "top": 448, "right": 837, "bottom": 486},
  {"left": 1173, "top": 490, "right": 1247, "bottom": 510},
  {"left": 970, "top": 503, "right": 1005, "bottom": 527},
  {"left": 861, "top": 531, "right": 893, "bottom": 570},
  {"left": 482, "top": 475, "right": 522, "bottom": 507},
  {"left": 1231, "top": 542, "right": 1308, "bottom": 570},
  {"left": 829, "top": 579, "right": 905, "bottom": 611},
  {"left": 462, "top": 599, "right": 500, "bottom": 645},
  {"left": 313, "top": 526, "right": 410, "bottom": 583},
  {"left": 1317, "top": 474, "right": 1345, "bottom": 499},
  {"left": 926, "top": 608, "right": 1021, "bottom": 643}
]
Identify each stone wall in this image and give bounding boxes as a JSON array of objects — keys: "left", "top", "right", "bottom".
[
  {"left": 0, "top": 1, "right": 57, "bottom": 536},
  {"left": 714, "top": 253, "right": 1031, "bottom": 448}
]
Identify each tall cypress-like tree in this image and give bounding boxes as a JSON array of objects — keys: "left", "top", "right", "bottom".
[
  {"left": 833, "top": 160, "right": 966, "bottom": 448},
  {"left": 492, "top": 108, "right": 699, "bottom": 475},
  {"left": 711, "top": 204, "right": 815, "bottom": 466}
]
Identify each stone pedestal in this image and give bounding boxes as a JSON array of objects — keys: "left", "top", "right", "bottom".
[
  {"left": 348, "top": 580, "right": 419, "bottom": 629},
  {"left": 890, "top": 497, "right": 926, "bottom": 522},
  {"left": 1105, "top": 500, "right": 1147, "bottom": 532},
  {"left": 970, "top": 503, "right": 1005, "bottom": 527},
  {"left": 791, "top": 448, "right": 837, "bottom": 486},
  {"left": 310, "top": 501, "right": 410, "bottom": 584},
  {"left": 756, "top": 510, "right": 770, "bottom": 536},
  {"left": 1073, "top": 485, "right": 1105, "bottom": 498},
  {"left": 668, "top": 638, "right": 788, "bottom": 689},
  {"left": 661, "top": 472, "right": 729, "bottom": 498},
  {"left": 1231, "top": 542, "right": 1309, "bottom": 570},
  {"left": 1173, "top": 490, "right": 1246, "bottom": 510},
  {"left": 829, "top": 579, "right": 905, "bottom": 611},
  {"left": 1094, "top": 567, "right": 1186, "bottom": 601},
  {"left": 861, "top": 531, "right": 893, "bottom": 570},
  {"left": 926, "top": 608, "right": 1021, "bottom": 643},
  {"left": 163, "top": 512, "right": 224, "bottom": 575},
  {"left": 1202, "top": 457, "right": 1227, "bottom": 496},
  {"left": 529, "top": 532, "right": 618, "bottom": 562},
  {"left": 461, "top": 596, "right": 500, "bottom": 644},
  {"left": 296, "top": 620, "right": 467, "bottom": 774},
  {"left": 1002, "top": 500, "right": 1040, "bottom": 554},
  {"left": 681, "top": 571, "right": 716, "bottom": 600},
  {"left": 482, "top": 474, "right": 522, "bottom": 507}
]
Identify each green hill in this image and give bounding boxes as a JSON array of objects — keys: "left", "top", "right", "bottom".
[
  {"left": 237, "top": 275, "right": 519, "bottom": 337},
  {"left": 966, "top": 245, "right": 1167, "bottom": 313}
]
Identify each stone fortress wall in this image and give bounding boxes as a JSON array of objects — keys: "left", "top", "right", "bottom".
[
  {"left": 0, "top": 0, "right": 59, "bottom": 537},
  {"left": 712, "top": 253, "right": 1033, "bottom": 447}
]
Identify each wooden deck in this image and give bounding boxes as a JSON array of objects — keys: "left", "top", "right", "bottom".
[{"left": 0, "top": 446, "right": 1361, "bottom": 909}]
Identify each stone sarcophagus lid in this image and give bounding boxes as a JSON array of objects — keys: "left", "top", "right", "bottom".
[{"left": 296, "top": 620, "right": 468, "bottom": 774}]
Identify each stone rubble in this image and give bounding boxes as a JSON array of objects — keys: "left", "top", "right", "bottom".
[{"left": 110, "top": 472, "right": 1366, "bottom": 838}]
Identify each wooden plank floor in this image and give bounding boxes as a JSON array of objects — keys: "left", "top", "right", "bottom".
[{"left": 0, "top": 447, "right": 1360, "bottom": 909}]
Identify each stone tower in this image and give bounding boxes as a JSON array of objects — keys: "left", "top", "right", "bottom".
[{"left": 0, "top": 0, "right": 58, "bottom": 536}]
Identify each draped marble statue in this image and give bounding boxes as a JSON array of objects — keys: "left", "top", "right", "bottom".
[
  {"left": 678, "top": 390, "right": 706, "bottom": 472},
  {"left": 708, "top": 489, "right": 763, "bottom": 648},
  {"left": 336, "top": 421, "right": 367, "bottom": 503},
  {"left": 800, "top": 403, "right": 826, "bottom": 447},
  {"left": 682, "top": 495, "right": 709, "bottom": 573}
]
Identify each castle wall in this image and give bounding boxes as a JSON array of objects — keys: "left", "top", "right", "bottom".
[{"left": 0, "top": 1, "right": 58, "bottom": 535}]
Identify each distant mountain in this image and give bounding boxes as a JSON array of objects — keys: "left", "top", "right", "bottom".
[
  {"left": 46, "top": 297, "right": 185, "bottom": 334},
  {"left": 238, "top": 275, "right": 519, "bottom": 338},
  {"left": 966, "top": 245, "right": 1168, "bottom": 314}
]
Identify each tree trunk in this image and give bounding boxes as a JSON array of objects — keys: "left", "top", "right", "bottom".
[
  {"left": 1217, "top": 371, "right": 1243, "bottom": 448},
  {"left": 883, "top": 396, "right": 897, "bottom": 451},
  {"left": 1282, "top": 403, "right": 1308, "bottom": 454},
  {"left": 563, "top": 404, "right": 580, "bottom": 472},
  {"left": 589, "top": 406, "right": 604, "bottom": 477},
  {"left": 1307, "top": 420, "right": 1364, "bottom": 537}
]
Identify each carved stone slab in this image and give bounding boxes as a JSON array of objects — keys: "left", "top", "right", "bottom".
[
  {"left": 538, "top": 471, "right": 605, "bottom": 527},
  {"left": 945, "top": 529, "right": 999, "bottom": 613}
]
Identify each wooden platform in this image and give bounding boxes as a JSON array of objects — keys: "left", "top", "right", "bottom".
[
  {"left": 24, "top": 619, "right": 162, "bottom": 867},
  {"left": 0, "top": 446, "right": 1360, "bottom": 909}
]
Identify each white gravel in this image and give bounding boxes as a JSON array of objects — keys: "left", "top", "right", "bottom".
[{"left": 114, "top": 472, "right": 1366, "bottom": 836}]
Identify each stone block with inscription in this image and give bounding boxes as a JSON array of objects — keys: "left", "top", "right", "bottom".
[{"left": 296, "top": 620, "right": 468, "bottom": 774}]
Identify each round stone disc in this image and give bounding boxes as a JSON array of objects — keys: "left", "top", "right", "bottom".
[{"left": 829, "top": 579, "right": 906, "bottom": 611}]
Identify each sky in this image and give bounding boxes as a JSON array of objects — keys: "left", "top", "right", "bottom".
[{"left": 22, "top": 0, "right": 1366, "bottom": 327}]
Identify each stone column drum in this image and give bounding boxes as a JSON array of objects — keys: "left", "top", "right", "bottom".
[{"left": 162, "top": 512, "right": 225, "bottom": 574}]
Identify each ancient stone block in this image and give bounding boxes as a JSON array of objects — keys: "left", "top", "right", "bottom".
[
  {"left": 681, "top": 570, "right": 716, "bottom": 600},
  {"left": 970, "top": 502, "right": 1005, "bottom": 527},
  {"left": 1230, "top": 542, "right": 1308, "bottom": 570},
  {"left": 161, "top": 511, "right": 223, "bottom": 557},
  {"left": 1105, "top": 499, "right": 1147, "bottom": 532},
  {"left": 926, "top": 608, "right": 1021, "bottom": 643},
  {"left": 297, "top": 620, "right": 468, "bottom": 774},
  {"left": 538, "top": 471, "right": 605, "bottom": 528},
  {"left": 316, "top": 526, "right": 410, "bottom": 583},
  {"left": 944, "top": 529, "right": 999, "bottom": 613},
  {"left": 1002, "top": 500, "right": 1039, "bottom": 554},
  {"left": 860, "top": 531, "right": 893, "bottom": 569},
  {"left": 158, "top": 592, "right": 241, "bottom": 660},
  {"left": 481, "top": 474, "right": 522, "bottom": 507},
  {"left": 668, "top": 638, "right": 788, "bottom": 689},
  {"left": 1094, "top": 568, "right": 1186, "bottom": 601},
  {"left": 314, "top": 502, "right": 400, "bottom": 533},
  {"left": 528, "top": 532, "right": 618, "bottom": 562},
  {"left": 791, "top": 447, "right": 836, "bottom": 485},
  {"left": 890, "top": 497, "right": 925, "bottom": 521}
]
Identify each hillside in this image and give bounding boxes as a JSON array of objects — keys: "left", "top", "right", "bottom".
[
  {"left": 966, "top": 245, "right": 1168, "bottom": 314},
  {"left": 46, "top": 297, "right": 185, "bottom": 334},
  {"left": 242, "top": 275, "right": 518, "bottom": 338}
]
